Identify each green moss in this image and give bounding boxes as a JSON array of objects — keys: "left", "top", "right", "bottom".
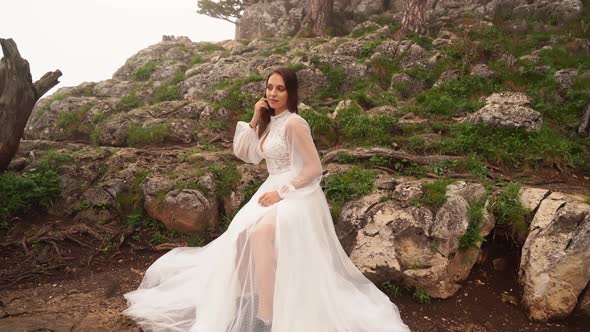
[
  {"left": 134, "top": 62, "right": 157, "bottom": 81},
  {"left": 350, "top": 25, "right": 379, "bottom": 38},
  {"left": 359, "top": 39, "right": 384, "bottom": 58}
]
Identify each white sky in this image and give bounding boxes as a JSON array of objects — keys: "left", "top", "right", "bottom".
[{"left": 1, "top": 0, "right": 235, "bottom": 94}]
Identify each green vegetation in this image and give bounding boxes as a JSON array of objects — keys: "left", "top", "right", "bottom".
[
  {"left": 431, "top": 124, "right": 586, "bottom": 169},
  {"left": 490, "top": 183, "right": 530, "bottom": 240},
  {"left": 416, "top": 179, "right": 452, "bottom": 209},
  {"left": 56, "top": 104, "right": 94, "bottom": 138},
  {"left": 381, "top": 281, "right": 402, "bottom": 297},
  {"left": 0, "top": 150, "right": 71, "bottom": 226},
  {"left": 212, "top": 74, "right": 264, "bottom": 111},
  {"left": 413, "top": 288, "right": 431, "bottom": 304},
  {"left": 335, "top": 105, "right": 398, "bottom": 146},
  {"left": 118, "top": 91, "right": 142, "bottom": 111},
  {"left": 126, "top": 123, "right": 170, "bottom": 147},
  {"left": 209, "top": 164, "right": 241, "bottom": 198},
  {"left": 415, "top": 76, "right": 500, "bottom": 116},
  {"left": 199, "top": 42, "right": 225, "bottom": 52},
  {"left": 324, "top": 166, "right": 375, "bottom": 221},
  {"left": 134, "top": 62, "right": 157, "bottom": 81},
  {"left": 152, "top": 72, "right": 183, "bottom": 103},
  {"left": 459, "top": 196, "right": 488, "bottom": 251},
  {"left": 313, "top": 62, "right": 347, "bottom": 100},
  {"left": 350, "top": 24, "right": 379, "bottom": 38}
]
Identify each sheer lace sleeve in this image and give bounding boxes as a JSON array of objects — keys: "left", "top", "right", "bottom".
[
  {"left": 277, "top": 116, "right": 322, "bottom": 199},
  {"left": 233, "top": 121, "right": 264, "bottom": 164}
]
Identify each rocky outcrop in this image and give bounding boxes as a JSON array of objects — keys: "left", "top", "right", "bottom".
[
  {"left": 236, "top": 0, "right": 585, "bottom": 39},
  {"left": 142, "top": 175, "right": 219, "bottom": 233},
  {"left": 336, "top": 179, "right": 494, "bottom": 298},
  {"left": 463, "top": 92, "right": 543, "bottom": 132},
  {"left": 518, "top": 190, "right": 590, "bottom": 321}
]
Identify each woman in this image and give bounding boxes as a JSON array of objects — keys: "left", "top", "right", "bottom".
[{"left": 123, "top": 67, "right": 410, "bottom": 332}]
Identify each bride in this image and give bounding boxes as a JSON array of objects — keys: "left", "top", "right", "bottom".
[{"left": 123, "top": 67, "right": 410, "bottom": 332}]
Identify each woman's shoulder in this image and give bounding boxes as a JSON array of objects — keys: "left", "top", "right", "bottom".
[{"left": 285, "top": 112, "right": 309, "bottom": 127}]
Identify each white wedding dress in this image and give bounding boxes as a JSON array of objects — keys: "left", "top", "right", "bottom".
[{"left": 123, "top": 110, "right": 410, "bottom": 332}]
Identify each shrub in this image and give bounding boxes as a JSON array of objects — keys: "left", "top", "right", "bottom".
[
  {"left": 56, "top": 104, "right": 94, "bottom": 137},
  {"left": 152, "top": 72, "right": 184, "bottom": 103},
  {"left": 459, "top": 196, "right": 488, "bottom": 251},
  {"left": 118, "top": 92, "right": 142, "bottom": 111},
  {"left": 0, "top": 169, "right": 60, "bottom": 224},
  {"left": 313, "top": 62, "right": 347, "bottom": 99},
  {"left": 134, "top": 62, "right": 157, "bottom": 81},
  {"left": 490, "top": 183, "right": 530, "bottom": 240},
  {"left": 209, "top": 164, "right": 241, "bottom": 198},
  {"left": 126, "top": 124, "right": 169, "bottom": 146}
]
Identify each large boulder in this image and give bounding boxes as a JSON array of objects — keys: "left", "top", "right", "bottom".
[
  {"left": 463, "top": 92, "right": 543, "bottom": 132},
  {"left": 518, "top": 192, "right": 590, "bottom": 321},
  {"left": 141, "top": 176, "right": 219, "bottom": 233},
  {"left": 337, "top": 179, "right": 494, "bottom": 298}
]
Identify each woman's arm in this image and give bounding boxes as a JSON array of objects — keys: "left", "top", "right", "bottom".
[
  {"left": 233, "top": 121, "right": 264, "bottom": 164},
  {"left": 277, "top": 117, "right": 322, "bottom": 199}
]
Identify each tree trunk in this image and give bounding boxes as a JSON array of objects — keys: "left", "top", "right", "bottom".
[
  {"left": 400, "top": 0, "right": 428, "bottom": 35},
  {"left": 299, "top": 0, "right": 333, "bottom": 36},
  {"left": 0, "top": 38, "right": 61, "bottom": 172}
]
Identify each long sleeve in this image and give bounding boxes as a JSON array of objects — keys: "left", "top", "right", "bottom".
[
  {"left": 278, "top": 117, "right": 323, "bottom": 199},
  {"left": 233, "top": 121, "right": 264, "bottom": 164}
]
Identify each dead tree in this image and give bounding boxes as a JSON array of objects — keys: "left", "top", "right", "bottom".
[
  {"left": 298, "top": 0, "right": 334, "bottom": 36},
  {"left": 0, "top": 38, "right": 61, "bottom": 171},
  {"left": 400, "top": 0, "right": 428, "bottom": 35}
]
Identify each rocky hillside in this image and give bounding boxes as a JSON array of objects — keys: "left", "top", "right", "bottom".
[
  {"left": 3, "top": 7, "right": 590, "bottom": 328},
  {"left": 237, "top": 0, "right": 587, "bottom": 38}
]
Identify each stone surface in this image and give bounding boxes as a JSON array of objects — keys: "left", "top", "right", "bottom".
[
  {"left": 519, "top": 193, "right": 590, "bottom": 321},
  {"left": 463, "top": 92, "right": 542, "bottom": 132}
]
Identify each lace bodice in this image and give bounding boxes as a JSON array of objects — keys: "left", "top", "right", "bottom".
[
  {"left": 233, "top": 110, "right": 322, "bottom": 199},
  {"left": 256, "top": 110, "right": 292, "bottom": 174}
]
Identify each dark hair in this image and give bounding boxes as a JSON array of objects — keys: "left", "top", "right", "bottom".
[{"left": 257, "top": 67, "right": 299, "bottom": 138}]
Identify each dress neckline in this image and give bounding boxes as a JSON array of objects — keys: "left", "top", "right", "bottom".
[{"left": 271, "top": 110, "right": 291, "bottom": 120}]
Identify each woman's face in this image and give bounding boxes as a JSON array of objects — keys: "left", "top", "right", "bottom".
[{"left": 266, "top": 73, "right": 288, "bottom": 112}]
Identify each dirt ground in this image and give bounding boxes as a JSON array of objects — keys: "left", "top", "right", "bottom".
[{"left": 1, "top": 231, "right": 588, "bottom": 332}]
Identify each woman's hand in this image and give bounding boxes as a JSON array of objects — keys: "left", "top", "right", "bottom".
[
  {"left": 258, "top": 191, "right": 282, "bottom": 207},
  {"left": 249, "top": 97, "right": 269, "bottom": 129}
]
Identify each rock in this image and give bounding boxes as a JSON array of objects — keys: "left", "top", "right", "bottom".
[
  {"left": 519, "top": 187, "right": 550, "bottom": 211},
  {"left": 519, "top": 193, "right": 590, "bottom": 321},
  {"left": 470, "top": 64, "right": 495, "bottom": 79},
  {"left": 578, "top": 103, "right": 590, "bottom": 136},
  {"left": 554, "top": 68, "right": 578, "bottom": 90},
  {"left": 463, "top": 92, "right": 542, "bottom": 132},
  {"left": 142, "top": 176, "right": 218, "bottom": 233},
  {"left": 337, "top": 179, "right": 492, "bottom": 298},
  {"left": 294, "top": 68, "right": 327, "bottom": 102},
  {"left": 390, "top": 73, "right": 425, "bottom": 99},
  {"left": 433, "top": 70, "right": 459, "bottom": 88}
]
